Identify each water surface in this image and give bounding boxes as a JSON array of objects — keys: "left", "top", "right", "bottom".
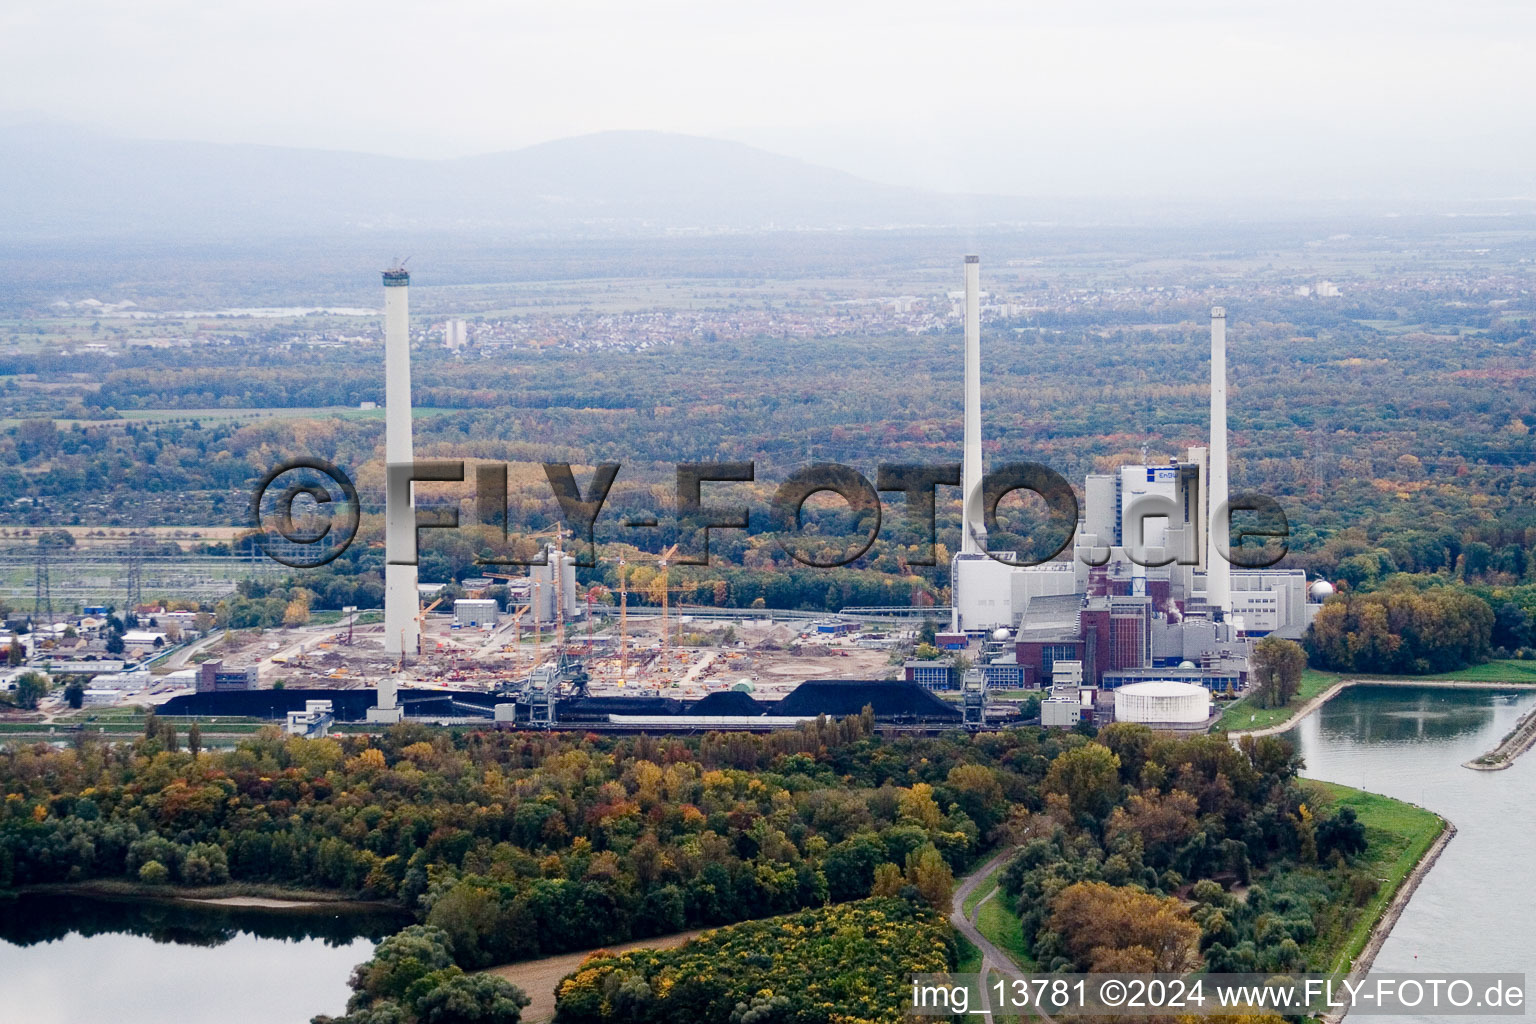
[
  {"left": 0, "top": 892, "right": 409, "bottom": 1024},
  {"left": 1288, "top": 684, "right": 1536, "bottom": 1015}
]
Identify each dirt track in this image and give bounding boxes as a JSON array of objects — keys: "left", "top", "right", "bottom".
[{"left": 482, "top": 928, "right": 707, "bottom": 1023}]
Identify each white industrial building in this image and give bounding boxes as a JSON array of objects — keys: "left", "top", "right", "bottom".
[
  {"left": 86, "top": 670, "right": 151, "bottom": 690},
  {"left": 1114, "top": 680, "right": 1212, "bottom": 724},
  {"left": 530, "top": 543, "right": 580, "bottom": 625},
  {"left": 286, "top": 700, "right": 335, "bottom": 738},
  {"left": 453, "top": 599, "right": 499, "bottom": 628}
]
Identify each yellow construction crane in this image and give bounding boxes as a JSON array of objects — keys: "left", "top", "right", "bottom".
[
  {"left": 617, "top": 554, "right": 630, "bottom": 683},
  {"left": 651, "top": 583, "right": 706, "bottom": 658},
  {"left": 584, "top": 583, "right": 608, "bottom": 652},
  {"left": 624, "top": 543, "right": 707, "bottom": 673},
  {"left": 398, "top": 596, "right": 443, "bottom": 670}
]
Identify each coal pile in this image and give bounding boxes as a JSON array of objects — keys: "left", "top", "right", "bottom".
[
  {"left": 686, "top": 690, "right": 767, "bottom": 716},
  {"left": 773, "top": 680, "right": 961, "bottom": 722},
  {"left": 558, "top": 696, "right": 685, "bottom": 721}
]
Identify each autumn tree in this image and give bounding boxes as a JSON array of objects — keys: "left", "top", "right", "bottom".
[
  {"left": 903, "top": 844, "right": 954, "bottom": 910},
  {"left": 1306, "top": 585, "right": 1492, "bottom": 674},
  {"left": 1049, "top": 880, "right": 1201, "bottom": 973},
  {"left": 870, "top": 863, "right": 904, "bottom": 897}
]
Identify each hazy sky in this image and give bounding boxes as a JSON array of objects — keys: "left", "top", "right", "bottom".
[{"left": 5, "top": 0, "right": 1535, "bottom": 200}]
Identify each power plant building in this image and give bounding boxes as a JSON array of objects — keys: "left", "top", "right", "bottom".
[
  {"left": 947, "top": 271, "right": 1324, "bottom": 696},
  {"left": 529, "top": 544, "right": 580, "bottom": 624}
]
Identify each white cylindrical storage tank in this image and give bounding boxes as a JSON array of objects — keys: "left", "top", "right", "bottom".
[{"left": 1114, "top": 680, "right": 1211, "bottom": 724}]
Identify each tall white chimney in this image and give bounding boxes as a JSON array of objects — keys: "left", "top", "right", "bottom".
[
  {"left": 961, "top": 255, "right": 985, "bottom": 555},
  {"left": 383, "top": 266, "right": 419, "bottom": 656},
  {"left": 1206, "top": 306, "right": 1231, "bottom": 618}
]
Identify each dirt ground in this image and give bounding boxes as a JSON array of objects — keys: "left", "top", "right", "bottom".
[
  {"left": 482, "top": 928, "right": 708, "bottom": 1023},
  {"left": 160, "top": 613, "right": 901, "bottom": 702}
]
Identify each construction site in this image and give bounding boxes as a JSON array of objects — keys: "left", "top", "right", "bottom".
[
  {"left": 197, "top": 585, "right": 896, "bottom": 706},
  {"left": 138, "top": 525, "right": 918, "bottom": 729}
]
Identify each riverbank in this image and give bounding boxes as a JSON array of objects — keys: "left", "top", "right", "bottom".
[
  {"left": 11, "top": 878, "right": 383, "bottom": 910},
  {"left": 1303, "top": 781, "right": 1449, "bottom": 981},
  {"left": 1302, "top": 782, "right": 1454, "bottom": 1023},
  {"left": 1463, "top": 703, "right": 1536, "bottom": 770}
]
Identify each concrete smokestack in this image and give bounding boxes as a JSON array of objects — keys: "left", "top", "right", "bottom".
[
  {"left": 1206, "top": 306, "right": 1230, "bottom": 618},
  {"left": 961, "top": 255, "right": 985, "bottom": 554},
  {"left": 383, "top": 266, "right": 418, "bottom": 656}
]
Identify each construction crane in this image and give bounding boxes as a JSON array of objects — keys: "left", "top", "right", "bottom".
[
  {"left": 648, "top": 583, "right": 705, "bottom": 664},
  {"left": 482, "top": 570, "right": 538, "bottom": 643},
  {"left": 398, "top": 596, "right": 443, "bottom": 670},
  {"left": 616, "top": 555, "right": 630, "bottom": 684},
  {"left": 584, "top": 584, "right": 609, "bottom": 652},
  {"left": 623, "top": 544, "right": 690, "bottom": 676}
]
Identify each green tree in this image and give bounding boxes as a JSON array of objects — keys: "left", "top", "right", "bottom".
[
  {"left": 14, "top": 671, "right": 49, "bottom": 710},
  {"left": 1042, "top": 743, "right": 1122, "bottom": 822},
  {"left": 1249, "top": 636, "right": 1307, "bottom": 709},
  {"left": 345, "top": 925, "right": 456, "bottom": 1011},
  {"left": 413, "top": 973, "right": 529, "bottom": 1024}
]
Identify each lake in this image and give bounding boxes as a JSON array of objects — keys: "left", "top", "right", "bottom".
[
  {"left": 1288, "top": 683, "right": 1536, "bottom": 1018},
  {"left": 0, "top": 892, "right": 409, "bottom": 1024}
]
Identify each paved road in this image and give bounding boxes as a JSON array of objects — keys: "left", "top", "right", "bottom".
[
  {"left": 951, "top": 846, "right": 1055, "bottom": 1022},
  {"left": 162, "top": 631, "right": 222, "bottom": 670}
]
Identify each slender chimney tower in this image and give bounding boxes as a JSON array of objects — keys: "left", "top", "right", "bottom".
[
  {"left": 961, "top": 255, "right": 985, "bottom": 554},
  {"left": 383, "top": 266, "right": 419, "bottom": 656},
  {"left": 1206, "top": 306, "right": 1231, "bottom": 618}
]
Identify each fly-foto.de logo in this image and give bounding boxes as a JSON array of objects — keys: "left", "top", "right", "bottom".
[{"left": 250, "top": 458, "right": 1290, "bottom": 572}]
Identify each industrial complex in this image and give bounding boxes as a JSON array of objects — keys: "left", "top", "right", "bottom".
[{"left": 17, "top": 257, "right": 1332, "bottom": 736}]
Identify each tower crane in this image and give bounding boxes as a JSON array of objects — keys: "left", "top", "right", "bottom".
[
  {"left": 398, "top": 596, "right": 443, "bottom": 670},
  {"left": 584, "top": 583, "right": 609, "bottom": 652}
]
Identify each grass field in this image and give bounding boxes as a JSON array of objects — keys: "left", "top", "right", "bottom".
[
  {"left": 1215, "top": 668, "right": 1343, "bottom": 732},
  {"left": 962, "top": 875, "right": 998, "bottom": 919},
  {"left": 975, "top": 889, "right": 1034, "bottom": 970},
  {"left": 1411, "top": 659, "right": 1536, "bottom": 683},
  {"left": 1302, "top": 780, "right": 1445, "bottom": 975}
]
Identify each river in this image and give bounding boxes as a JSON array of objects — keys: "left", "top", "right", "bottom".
[
  {"left": 0, "top": 892, "right": 409, "bottom": 1023},
  {"left": 1288, "top": 684, "right": 1536, "bottom": 1017}
]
